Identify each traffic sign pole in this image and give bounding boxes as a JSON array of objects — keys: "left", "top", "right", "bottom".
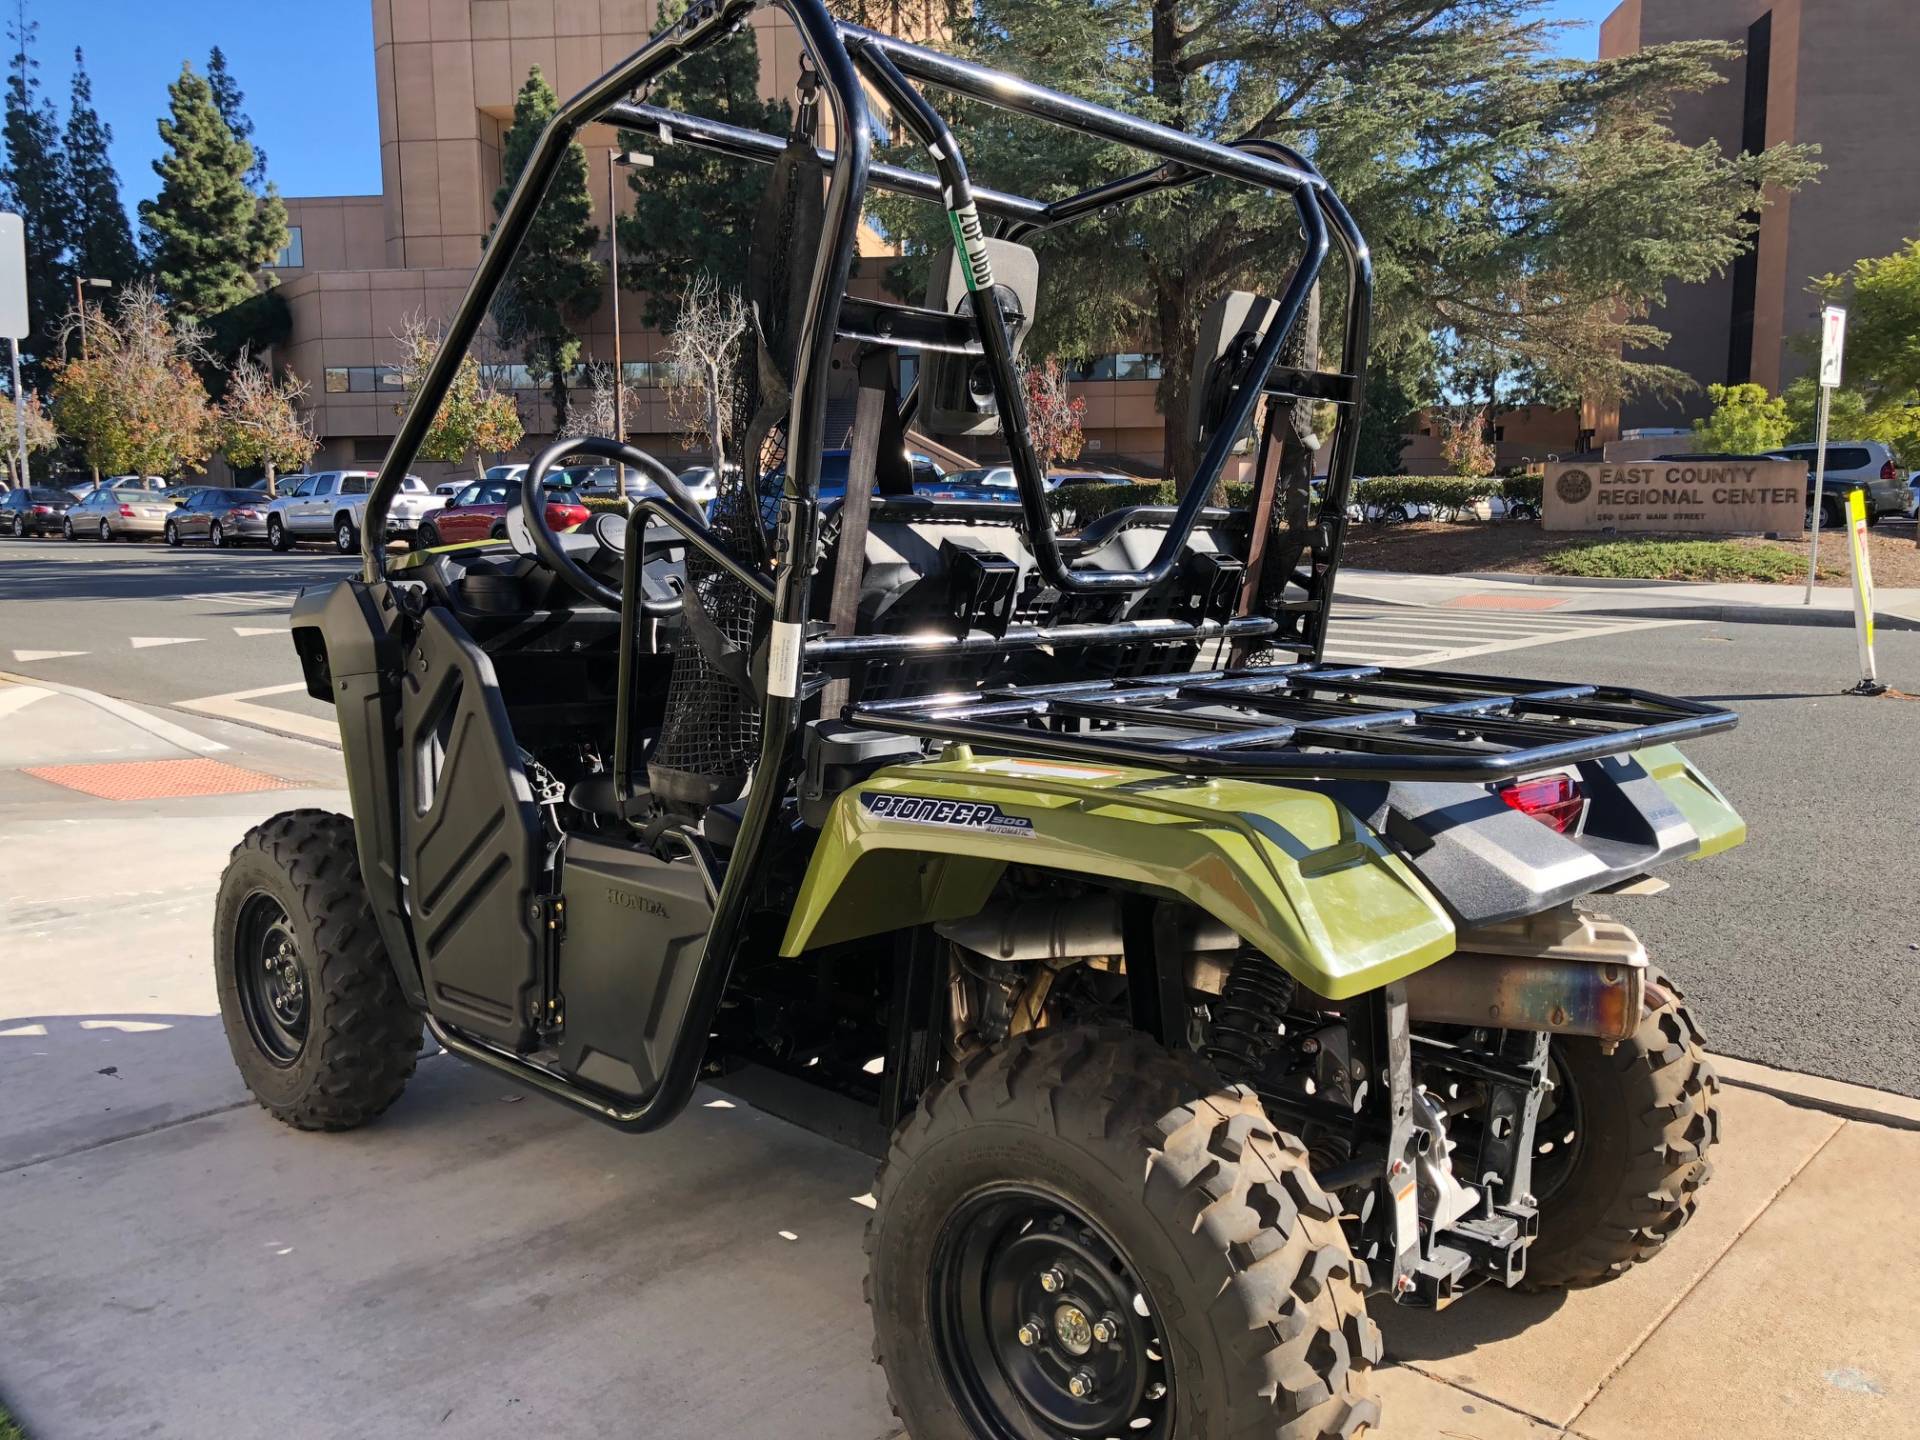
[{"left": 1805, "top": 306, "right": 1847, "bottom": 605}]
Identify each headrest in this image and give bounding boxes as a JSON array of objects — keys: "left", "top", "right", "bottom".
[
  {"left": 1188, "top": 290, "right": 1280, "bottom": 455},
  {"left": 918, "top": 238, "right": 1039, "bottom": 436}
]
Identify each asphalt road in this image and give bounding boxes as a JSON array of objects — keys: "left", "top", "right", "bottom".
[{"left": 3, "top": 533, "right": 1917, "bottom": 1094}]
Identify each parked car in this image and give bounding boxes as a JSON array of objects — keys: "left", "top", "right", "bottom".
[
  {"left": 416, "top": 476, "right": 589, "bottom": 547},
  {"left": 482, "top": 464, "right": 528, "bottom": 483},
  {"left": 571, "top": 464, "right": 726, "bottom": 511},
  {"left": 0, "top": 486, "right": 73, "bottom": 536},
  {"left": 1905, "top": 471, "right": 1919, "bottom": 520},
  {"left": 63, "top": 484, "right": 173, "bottom": 541},
  {"left": 264, "top": 471, "right": 441, "bottom": 553},
  {"left": 66, "top": 473, "right": 168, "bottom": 499},
  {"left": 165, "top": 487, "right": 271, "bottom": 548},
  {"left": 1773, "top": 441, "right": 1908, "bottom": 525}
]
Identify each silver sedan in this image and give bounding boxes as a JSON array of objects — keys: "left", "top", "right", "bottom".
[{"left": 63, "top": 486, "right": 175, "bottom": 541}]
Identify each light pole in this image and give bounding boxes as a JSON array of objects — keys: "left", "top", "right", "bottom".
[
  {"left": 74, "top": 276, "right": 112, "bottom": 483},
  {"left": 607, "top": 149, "right": 652, "bottom": 500}
]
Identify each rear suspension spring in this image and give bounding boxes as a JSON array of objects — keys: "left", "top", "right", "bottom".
[{"left": 1202, "top": 955, "right": 1295, "bottom": 1084}]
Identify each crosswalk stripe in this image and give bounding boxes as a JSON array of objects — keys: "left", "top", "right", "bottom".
[
  {"left": 11, "top": 649, "right": 86, "bottom": 661},
  {"left": 232, "top": 626, "right": 286, "bottom": 637},
  {"left": 129, "top": 636, "right": 202, "bottom": 649}
]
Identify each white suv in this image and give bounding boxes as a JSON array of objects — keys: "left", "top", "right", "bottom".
[
  {"left": 1776, "top": 440, "right": 1909, "bottom": 525},
  {"left": 264, "top": 471, "right": 443, "bottom": 552}
]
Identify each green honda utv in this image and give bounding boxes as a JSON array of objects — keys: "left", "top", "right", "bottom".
[{"left": 212, "top": 4, "right": 1743, "bottom": 1434}]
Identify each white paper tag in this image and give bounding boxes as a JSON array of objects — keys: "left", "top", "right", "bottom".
[{"left": 767, "top": 619, "right": 803, "bottom": 698}]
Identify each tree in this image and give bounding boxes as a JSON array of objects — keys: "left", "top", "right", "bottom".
[
  {"left": 1786, "top": 235, "right": 1920, "bottom": 466},
  {"left": 219, "top": 347, "right": 317, "bottom": 494},
  {"left": 1783, "top": 379, "right": 1920, "bottom": 467},
  {"left": 489, "top": 67, "right": 601, "bottom": 434},
  {"left": 205, "top": 46, "right": 266, "bottom": 188},
  {"left": 617, "top": 0, "right": 788, "bottom": 328},
  {"left": 1691, "top": 381, "right": 1788, "bottom": 454},
  {"left": 1437, "top": 409, "right": 1497, "bottom": 478},
  {"left": 1021, "top": 357, "right": 1087, "bottom": 467},
  {"left": 49, "top": 282, "right": 217, "bottom": 476},
  {"left": 0, "top": 10, "right": 70, "bottom": 376},
  {"left": 1352, "top": 358, "right": 1424, "bottom": 477},
  {"left": 577, "top": 360, "right": 642, "bottom": 443},
  {"left": 139, "top": 61, "right": 288, "bottom": 318},
  {"left": 63, "top": 49, "right": 139, "bottom": 293},
  {"left": 872, "top": 0, "right": 1818, "bottom": 483},
  {"left": 661, "top": 273, "right": 748, "bottom": 472},
  {"left": 394, "top": 315, "right": 525, "bottom": 474},
  {"left": 3, "top": 385, "right": 56, "bottom": 484}
]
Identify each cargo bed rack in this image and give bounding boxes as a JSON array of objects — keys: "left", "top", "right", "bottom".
[{"left": 843, "top": 664, "right": 1736, "bottom": 784}]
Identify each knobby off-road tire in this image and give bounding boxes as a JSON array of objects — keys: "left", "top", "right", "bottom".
[
  {"left": 867, "top": 1025, "right": 1380, "bottom": 1440},
  {"left": 213, "top": 809, "right": 422, "bottom": 1130},
  {"left": 1522, "top": 966, "right": 1719, "bottom": 1290}
]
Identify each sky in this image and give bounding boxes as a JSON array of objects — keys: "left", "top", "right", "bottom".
[{"left": 14, "top": 0, "right": 1618, "bottom": 217}]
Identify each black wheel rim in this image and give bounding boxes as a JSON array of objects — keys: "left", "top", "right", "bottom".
[
  {"left": 235, "top": 891, "right": 309, "bottom": 1066},
  {"left": 930, "top": 1186, "right": 1175, "bottom": 1439},
  {"left": 1529, "top": 1047, "right": 1586, "bottom": 1205}
]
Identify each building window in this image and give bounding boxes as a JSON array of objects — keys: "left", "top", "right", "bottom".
[
  {"left": 1062, "top": 353, "right": 1164, "bottom": 382},
  {"left": 268, "top": 227, "right": 303, "bottom": 269},
  {"left": 324, "top": 367, "right": 348, "bottom": 393}
]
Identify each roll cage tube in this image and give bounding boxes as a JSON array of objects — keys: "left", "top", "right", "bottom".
[{"left": 852, "top": 39, "right": 1332, "bottom": 594}]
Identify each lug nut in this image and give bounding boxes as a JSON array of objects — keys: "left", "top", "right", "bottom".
[
  {"left": 1091, "top": 1314, "right": 1120, "bottom": 1344},
  {"left": 1145, "top": 1381, "right": 1167, "bottom": 1401},
  {"left": 1016, "top": 1320, "right": 1042, "bottom": 1348},
  {"left": 1038, "top": 1266, "right": 1065, "bottom": 1293},
  {"left": 1067, "top": 1370, "right": 1096, "bottom": 1400}
]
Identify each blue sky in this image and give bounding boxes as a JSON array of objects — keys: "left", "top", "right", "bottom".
[{"left": 18, "top": 0, "right": 1617, "bottom": 213}]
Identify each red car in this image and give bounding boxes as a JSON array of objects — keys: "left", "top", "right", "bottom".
[{"left": 416, "top": 478, "right": 588, "bottom": 547}]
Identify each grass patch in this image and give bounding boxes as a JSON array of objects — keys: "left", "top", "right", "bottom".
[
  {"left": 1, "top": 1399, "right": 28, "bottom": 1440},
  {"left": 1543, "top": 539, "right": 1812, "bottom": 583}
]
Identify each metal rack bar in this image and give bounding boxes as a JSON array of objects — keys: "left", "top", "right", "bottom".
[{"left": 842, "top": 664, "right": 1736, "bottom": 784}]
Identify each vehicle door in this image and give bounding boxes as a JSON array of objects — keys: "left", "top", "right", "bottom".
[
  {"left": 337, "top": 473, "right": 371, "bottom": 528},
  {"left": 435, "top": 483, "right": 488, "bottom": 543},
  {"left": 296, "top": 473, "right": 337, "bottom": 533},
  {"left": 171, "top": 491, "right": 207, "bottom": 540},
  {"left": 474, "top": 480, "right": 514, "bottom": 536}
]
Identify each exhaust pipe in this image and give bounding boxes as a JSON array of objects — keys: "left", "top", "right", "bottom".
[
  {"left": 938, "top": 897, "right": 1647, "bottom": 1043},
  {"left": 1401, "top": 910, "right": 1646, "bottom": 1042}
]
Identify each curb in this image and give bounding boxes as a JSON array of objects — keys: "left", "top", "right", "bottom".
[
  {"left": 0, "top": 669, "right": 230, "bottom": 755},
  {"left": 1711, "top": 1054, "right": 1920, "bottom": 1132}
]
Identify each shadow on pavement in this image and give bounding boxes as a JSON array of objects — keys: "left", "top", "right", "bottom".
[{"left": 1372, "top": 1283, "right": 1568, "bottom": 1362}]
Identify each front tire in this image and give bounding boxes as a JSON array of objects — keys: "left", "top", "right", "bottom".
[
  {"left": 98, "top": 519, "right": 113, "bottom": 542},
  {"left": 1522, "top": 967, "right": 1719, "bottom": 1290},
  {"left": 62, "top": 517, "right": 75, "bottom": 540},
  {"left": 210, "top": 520, "right": 227, "bottom": 548},
  {"left": 213, "top": 809, "right": 422, "bottom": 1131},
  {"left": 267, "top": 516, "right": 290, "bottom": 552},
  {"left": 165, "top": 519, "right": 181, "bottom": 547},
  {"left": 867, "top": 1026, "right": 1379, "bottom": 1440}
]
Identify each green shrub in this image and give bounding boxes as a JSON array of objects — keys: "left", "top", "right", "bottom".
[
  {"left": 1501, "top": 472, "right": 1543, "bottom": 506},
  {"left": 1352, "top": 475, "right": 1499, "bottom": 511},
  {"left": 1544, "top": 539, "right": 1809, "bottom": 583}
]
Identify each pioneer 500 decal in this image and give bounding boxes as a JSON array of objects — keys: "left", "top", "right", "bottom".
[{"left": 861, "top": 793, "right": 1035, "bottom": 838}]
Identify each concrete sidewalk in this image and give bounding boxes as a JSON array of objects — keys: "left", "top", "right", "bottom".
[
  {"left": 2, "top": 679, "right": 1916, "bottom": 1440},
  {"left": 1338, "top": 567, "right": 1920, "bottom": 632}
]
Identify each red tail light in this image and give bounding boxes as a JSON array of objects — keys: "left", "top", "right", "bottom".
[
  {"left": 1497, "top": 773, "right": 1584, "bottom": 834},
  {"left": 118, "top": 504, "right": 135, "bottom": 517},
  {"left": 233, "top": 507, "right": 259, "bottom": 518},
  {"left": 1881, "top": 459, "right": 1898, "bottom": 481},
  {"left": 30, "top": 504, "right": 49, "bottom": 514}
]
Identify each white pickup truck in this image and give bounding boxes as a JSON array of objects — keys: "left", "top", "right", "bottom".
[{"left": 263, "top": 471, "right": 444, "bottom": 552}]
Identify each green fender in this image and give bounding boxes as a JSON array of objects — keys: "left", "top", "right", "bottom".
[
  {"left": 1636, "top": 744, "right": 1746, "bottom": 858},
  {"left": 778, "top": 749, "right": 1457, "bottom": 1000}
]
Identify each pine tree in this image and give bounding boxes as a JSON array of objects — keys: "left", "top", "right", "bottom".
[
  {"left": 0, "top": 7, "right": 71, "bottom": 376},
  {"left": 489, "top": 66, "right": 602, "bottom": 434},
  {"left": 139, "top": 61, "right": 288, "bottom": 318},
  {"left": 206, "top": 46, "right": 266, "bottom": 188},
  {"left": 617, "top": 0, "right": 788, "bottom": 328},
  {"left": 63, "top": 49, "right": 139, "bottom": 291}
]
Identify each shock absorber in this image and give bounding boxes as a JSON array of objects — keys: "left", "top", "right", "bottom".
[{"left": 1202, "top": 954, "right": 1295, "bottom": 1086}]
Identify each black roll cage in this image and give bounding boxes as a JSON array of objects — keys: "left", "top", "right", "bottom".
[{"left": 371, "top": 0, "right": 1377, "bottom": 1131}]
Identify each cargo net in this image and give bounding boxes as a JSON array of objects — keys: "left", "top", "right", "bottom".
[{"left": 644, "top": 389, "right": 780, "bottom": 811}]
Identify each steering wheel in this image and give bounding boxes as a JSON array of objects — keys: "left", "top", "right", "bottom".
[{"left": 516, "top": 436, "right": 707, "bottom": 611}]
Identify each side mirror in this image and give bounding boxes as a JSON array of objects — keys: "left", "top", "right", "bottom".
[
  {"left": 1188, "top": 290, "right": 1280, "bottom": 457},
  {"left": 918, "top": 238, "right": 1040, "bottom": 437}
]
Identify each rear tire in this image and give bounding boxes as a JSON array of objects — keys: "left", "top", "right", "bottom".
[
  {"left": 1521, "top": 967, "right": 1719, "bottom": 1290},
  {"left": 213, "top": 809, "right": 422, "bottom": 1131},
  {"left": 867, "top": 1026, "right": 1379, "bottom": 1440},
  {"left": 334, "top": 516, "right": 357, "bottom": 553}
]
